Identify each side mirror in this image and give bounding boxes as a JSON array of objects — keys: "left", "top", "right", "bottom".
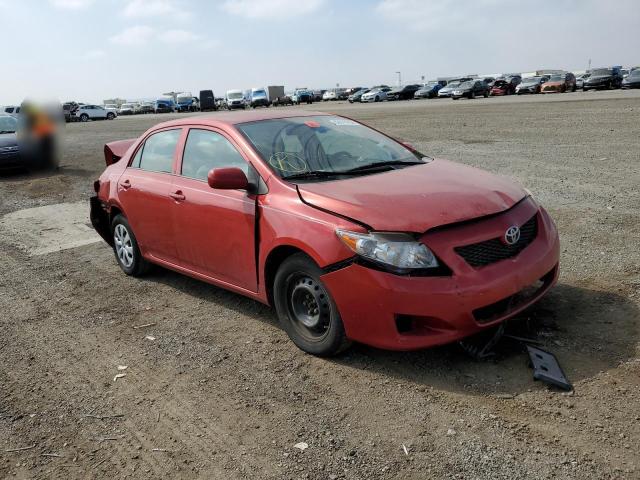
[{"left": 207, "top": 167, "right": 249, "bottom": 190}]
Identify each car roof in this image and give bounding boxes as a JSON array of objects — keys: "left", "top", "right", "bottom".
[{"left": 151, "top": 110, "right": 333, "bottom": 129}]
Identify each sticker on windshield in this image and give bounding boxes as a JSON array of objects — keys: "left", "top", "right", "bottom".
[
  {"left": 268, "top": 152, "right": 309, "bottom": 173},
  {"left": 329, "top": 119, "right": 358, "bottom": 126}
]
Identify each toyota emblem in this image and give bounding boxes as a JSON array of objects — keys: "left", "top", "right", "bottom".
[{"left": 504, "top": 226, "right": 521, "bottom": 245}]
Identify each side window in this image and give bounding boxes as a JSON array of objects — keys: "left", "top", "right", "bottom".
[
  {"left": 138, "top": 129, "right": 181, "bottom": 174},
  {"left": 181, "top": 129, "right": 248, "bottom": 181},
  {"left": 131, "top": 144, "right": 143, "bottom": 168}
]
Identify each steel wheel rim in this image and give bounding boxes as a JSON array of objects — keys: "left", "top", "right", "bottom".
[
  {"left": 286, "top": 273, "right": 331, "bottom": 342},
  {"left": 114, "top": 224, "right": 134, "bottom": 268}
]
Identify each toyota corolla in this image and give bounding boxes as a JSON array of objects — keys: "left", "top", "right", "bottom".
[{"left": 90, "top": 111, "right": 560, "bottom": 356}]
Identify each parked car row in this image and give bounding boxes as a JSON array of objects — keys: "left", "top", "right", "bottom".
[
  {"left": 47, "top": 65, "right": 639, "bottom": 126},
  {"left": 339, "top": 66, "right": 637, "bottom": 105}
]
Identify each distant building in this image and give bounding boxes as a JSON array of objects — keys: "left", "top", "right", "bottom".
[{"left": 103, "top": 98, "right": 126, "bottom": 107}]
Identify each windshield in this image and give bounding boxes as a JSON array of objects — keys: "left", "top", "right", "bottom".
[
  {"left": 227, "top": 92, "right": 243, "bottom": 99},
  {"left": 629, "top": 70, "right": 640, "bottom": 78},
  {"left": 237, "top": 115, "right": 424, "bottom": 181},
  {"left": 522, "top": 77, "right": 540, "bottom": 84},
  {"left": 459, "top": 81, "right": 473, "bottom": 88},
  {"left": 445, "top": 82, "right": 460, "bottom": 89},
  {"left": 591, "top": 69, "right": 611, "bottom": 76},
  {"left": 121, "top": 104, "right": 133, "bottom": 108},
  {"left": 253, "top": 90, "right": 267, "bottom": 97},
  {"left": 548, "top": 75, "right": 563, "bottom": 81},
  {"left": 0, "top": 116, "right": 18, "bottom": 133}
]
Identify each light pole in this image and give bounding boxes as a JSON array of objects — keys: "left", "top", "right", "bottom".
[{"left": 395, "top": 71, "right": 401, "bottom": 87}]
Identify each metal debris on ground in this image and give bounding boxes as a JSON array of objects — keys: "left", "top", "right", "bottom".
[{"left": 458, "top": 323, "right": 505, "bottom": 360}]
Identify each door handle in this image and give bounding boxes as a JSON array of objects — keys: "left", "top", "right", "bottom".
[
  {"left": 120, "top": 179, "right": 131, "bottom": 189},
  {"left": 169, "top": 191, "right": 185, "bottom": 201}
]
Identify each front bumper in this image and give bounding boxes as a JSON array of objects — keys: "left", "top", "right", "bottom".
[
  {"left": 583, "top": 81, "right": 609, "bottom": 90},
  {"left": 321, "top": 199, "right": 560, "bottom": 350},
  {"left": 0, "top": 150, "right": 23, "bottom": 169}
]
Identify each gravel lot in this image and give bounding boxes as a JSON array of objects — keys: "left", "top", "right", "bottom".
[{"left": 1, "top": 90, "right": 639, "bottom": 479}]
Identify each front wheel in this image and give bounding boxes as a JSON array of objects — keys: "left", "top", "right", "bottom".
[
  {"left": 111, "top": 215, "right": 150, "bottom": 276},
  {"left": 107, "top": 112, "right": 115, "bottom": 120},
  {"left": 80, "top": 113, "right": 89, "bottom": 122},
  {"left": 273, "top": 254, "right": 351, "bottom": 356}
]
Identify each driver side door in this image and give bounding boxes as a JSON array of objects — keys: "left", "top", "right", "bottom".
[{"left": 172, "top": 128, "right": 258, "bottom": 293}]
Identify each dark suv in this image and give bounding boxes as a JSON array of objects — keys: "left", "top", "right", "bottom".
[
  {"left": 451, "top": 80, "right": 490, "bottom": 99},
  {"left": 583, "top": 68, "right": 624, "bottom": 90}
]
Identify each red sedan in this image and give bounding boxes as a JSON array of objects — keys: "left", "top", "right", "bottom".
[{"left": 91, "top": 111, "right": 560, "bottom": 356}]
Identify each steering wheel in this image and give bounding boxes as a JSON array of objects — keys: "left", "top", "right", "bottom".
[{"left": 330, "top": 150, "right": 364, "bottom": 166}]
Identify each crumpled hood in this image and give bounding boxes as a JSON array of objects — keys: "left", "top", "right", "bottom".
[{"left": 297, "top": 159, "right": 526, "bottom": 232}]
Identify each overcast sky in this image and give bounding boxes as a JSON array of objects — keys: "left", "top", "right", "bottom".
[{"left": 1, "top": 0, "right": 638, "bottom": 104}]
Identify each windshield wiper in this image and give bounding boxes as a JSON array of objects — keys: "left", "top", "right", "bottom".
[
  {"left": 283, "top": 170, "right": 340, "bottom": 181},
  {"left": 0, "top": 131, "right": 16, "bottom": 134},
  {"left": 339, "top": 159, "right": 425, "bottom": 174}
]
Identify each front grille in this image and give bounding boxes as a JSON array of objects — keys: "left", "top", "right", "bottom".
[{"left": 455, "top": 214, "right": 538, "bottom": 267}]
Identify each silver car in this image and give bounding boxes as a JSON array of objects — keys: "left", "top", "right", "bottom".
[
  {"left": 361, "top": 87, "right": 391, "bottom": 103},
  {"left": 437, "top": 82, "right": 461, "bottom": 98}
]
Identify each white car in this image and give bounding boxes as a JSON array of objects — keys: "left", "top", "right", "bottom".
[
  {"left": 103, "top": 104, "right": 119, "bottom": 116},
  {"left": 322, "top": 90, "right": 337, "bottom": 101},
  {"left": 361, "top": 87, "right": 391, "bottom": 103},
  {"left": 75, "top": 105, "right": 116, "bottom": 122},
  {"left": 119, "top": 103, "right": 135, "bottom": 115}
]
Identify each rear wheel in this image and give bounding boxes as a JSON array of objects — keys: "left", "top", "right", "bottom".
[
  {"left": 111, "top": 214, "right": 150, "bottom": 277},
  {"left": 273, "top": 254, "right": 351, "bottom": 356},
  {"left": 106, "top": 112, "right": 115, "bottom": 120}
]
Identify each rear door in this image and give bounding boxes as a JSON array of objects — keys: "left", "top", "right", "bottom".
[
  {"left": 117, "top": 128, "right": 184, "bottom": 263},
  {"left": 171, "top": 127, "right": 258, "bottom": 292}
]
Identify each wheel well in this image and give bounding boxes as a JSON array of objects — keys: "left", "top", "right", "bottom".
[
  {"left": 109, "top": 206, "right": 123, "bottom": 227},
  {"left": 264, "top": 245, "right": 307, "bottom": 306}
]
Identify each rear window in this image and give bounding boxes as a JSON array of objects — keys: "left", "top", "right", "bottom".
[{"left": 134, "top": 129, "right": 181, "bottom": 174}]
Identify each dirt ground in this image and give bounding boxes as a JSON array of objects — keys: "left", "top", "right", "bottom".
[{"left": 1, "top": 90, "right": 639, "bottom": 479}]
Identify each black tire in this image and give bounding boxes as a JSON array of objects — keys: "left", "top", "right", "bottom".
[
  {"left": 273, "top": 253, "right": 351, "bottom": 356},
  {"left": 375, "top": 96, "right": 380, "bottom": 102},
  {"left": 80, "top": 113, "right": 89, "bottom": 122},
  {"left": 469, "top": 91, "right": 475, "bottom": 99},
  {"left": 111, "top": 214, "right": 150, "bottom": 277},
  {"left": 107, "top": 112, "right": 115, "bottom": 120}
]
